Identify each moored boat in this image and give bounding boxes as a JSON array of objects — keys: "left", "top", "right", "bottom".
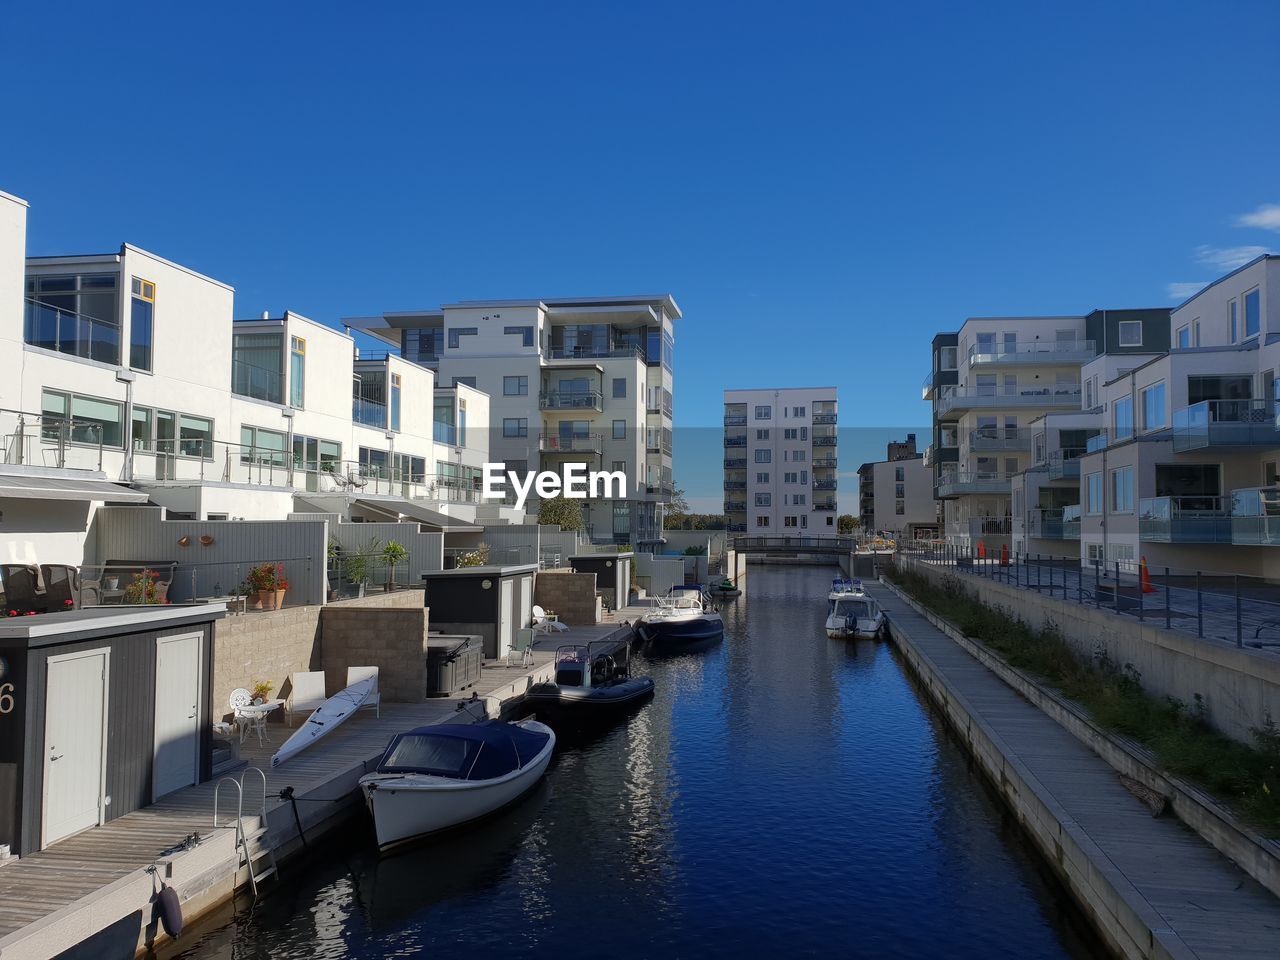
[
  {"left": 637, "top": 585, "right": 724, "bottom": 646},
  {"left": 824, "top": 578, "right": 887, "bottom": 640},
  {"left": 359, "top": 719, "right": 555, "bottom": 852},
  {"left": 526, "top": 642, "right": 655, "bottom": 727},
  {"left": 709, "top": 578, "right": 741, "bottom": 597},
  {"left": 271, "top": 675, "right": 376, "bottom": 767}
]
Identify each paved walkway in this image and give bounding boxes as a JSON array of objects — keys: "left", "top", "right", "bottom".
[{"left": 865, "top": 581, "right": 1280, "bottom": 959}]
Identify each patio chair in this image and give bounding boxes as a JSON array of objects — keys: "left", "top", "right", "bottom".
[
  {"left": 346, "top": 665, "right": 381, "bottom": 718},
  {"left": 532, "top": 604, "right": 568, "bottom": 633},
  {"left": 285, "top": 670, "right": 327, "bottom": 725},
  {"left": 229, "top": 687, "right": 270, "bottom": 745},
  {"left": 506, "top": 628, "right": 535, "bottom": 668},
  {"left": 0, "top": 564, "right": 46, "bottom": 614},
  {"left": 40, "top": 564, "right": 80, "bottom": 611}
]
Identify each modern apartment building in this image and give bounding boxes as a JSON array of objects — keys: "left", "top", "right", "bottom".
[
  {"left": 0, "top": 189, "right": 493, "bottom": 565},
  {"left": 344, "top": 295, "right": 680, "bottom": 545},
  {"left": 722, "top": 387, "right": 838, "bottom": 534},
  {"left": 857, "top": 434, "right": 938, "bottom": 540},
  {"left": 924, "top": 310, "right": 1170, "bottom": 551}
]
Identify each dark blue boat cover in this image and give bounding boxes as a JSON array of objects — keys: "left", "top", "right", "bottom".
[{"left": 377, "top": 720, "right": 549, "bottom": 781}]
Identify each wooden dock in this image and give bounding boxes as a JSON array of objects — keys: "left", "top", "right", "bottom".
[
  {"left": 866, "top": 581, "right": 1280, "bottom": 960},
  {"left": 0, "top": 622, "right": 634, "bottom": 960}
]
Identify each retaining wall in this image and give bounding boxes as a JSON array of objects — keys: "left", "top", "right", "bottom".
[
  {"left": 533, "top": 571, "right": 599, "bottom": 625},
  {"left": 319, "top": 605, "right": 431, "bottom": 701}
]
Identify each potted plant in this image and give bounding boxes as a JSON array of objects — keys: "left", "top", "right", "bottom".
[
  {"left": 250, "top": 679, "right": 274, "bottom": 703},
  {"left": 457, "top": 544, "right": 490, "bottom": 568},
  {"left": 123, "top": 569, "right": 161, "bottom": 605},
  {"left": 343, "top": 547, "right": 373, "bottom": 599},
  {"left": 247, "top": 563, "right": 289, "bottom": 610},
  {"left": 382, "top": 539, "right": 408, "bottom": 590},
  {"left": 327, "top": 536, "right": 341, "bottom": 601}
]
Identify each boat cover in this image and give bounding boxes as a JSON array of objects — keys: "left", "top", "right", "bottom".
[{"left": 376, "top": 721, "right": 550, "bottom": 780}]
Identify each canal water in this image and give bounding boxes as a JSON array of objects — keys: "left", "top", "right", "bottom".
[{"left": 169, "top": 565, "right": 1103, "bottom": 959}]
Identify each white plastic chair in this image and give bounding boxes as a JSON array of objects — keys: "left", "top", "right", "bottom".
[
  {"left": 346, "top": 665, "right": 381, "bottom": 718},
  {"left": 506, "top": 628, "right": 535, "bottom": 668},
  {"left": 532, "top": 604, "right": 568, "bottom": 634},
  {"left": 285, "top": 671, "right": 327, "bottom": 725},
  {"left": 230, "top": 687, "right": 269, "bottom": 744}
]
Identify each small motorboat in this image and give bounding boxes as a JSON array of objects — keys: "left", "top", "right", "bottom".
[
  {"left": 637, "top": 585, "right": 724, "bottom": 646},
  {"left": 824, "top": 578, "right": 887, "bottom": 640},
  {"left": 359, "top": 718, "right": 555, "bottom": 852},
  {"left": 271, "top": 675, "right": 376, "bottom": 767},
  {"left": 709, "top": 578, "right": 741, "bottom": 597},
  {"left": 526, "top": 642, "right": 655, "bottom": 726}
]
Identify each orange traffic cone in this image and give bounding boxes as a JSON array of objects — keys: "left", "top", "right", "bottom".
[
  {"left": 1000, "top": 543, "right": 1010, "bottom": 566},
  {"left": 977, "top": 540, "right": 986, "bottom": 560},
  {"left": 1139, "top": 555, "right": 1156, "bottom": 594}
]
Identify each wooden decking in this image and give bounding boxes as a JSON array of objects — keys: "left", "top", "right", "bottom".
[{"left": 865, "top": 581, "right": 1280, "bottom": 959}]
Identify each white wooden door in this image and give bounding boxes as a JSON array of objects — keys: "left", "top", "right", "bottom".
[
  {"left": 153, "top": 634, "right": 201, "bottom": 800},
  {"left": 520, "top": 576, "right": 534, "bottom": 628},
  {"left": 43, "top": 649, "right": 109, "bottom": 846},
  {"left": 499, "top": 579, "right": 514, "bottom": 657}
]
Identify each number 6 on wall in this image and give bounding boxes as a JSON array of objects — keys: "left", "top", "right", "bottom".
[{"left": 0, "top": 682, "right": 14, "bottom": 715}]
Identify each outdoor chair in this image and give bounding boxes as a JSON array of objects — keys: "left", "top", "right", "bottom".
[
  {"left": 40, "top": 564, "right": 80, "bottom": 611},
  {"left": 0, "top": 564, "right": 46, "bottom": 614},
  {"left": 285, "top": 670, "right": 327, "bottom": 725},
  {"left": 532, "top": 604, "right": 568, "bottom": 633},
  {"left": 506, "top": 628, "right": 535, "bottom": 668},
  {"left": 229, "top": 688, "right": 270, "bottom": 745},
  {"left": 346, "top": 665, "right": 381, "bottom": 717}
]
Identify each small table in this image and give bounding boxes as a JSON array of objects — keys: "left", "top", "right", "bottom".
[{"left": 235, "top": 699, "right": 284, "bottom": 745}]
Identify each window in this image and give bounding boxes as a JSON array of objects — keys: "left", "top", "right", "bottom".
[
  {"left": 1110, "top": 466, "right": 1134, "bottom": 513},
  {"left": 826, "top": 516, "right": 833, "bottom": 526},
  {"left": 390, "top": 373, "right": 402, "bottom": 432},
  {"left": 612, "top": 420, "right": 626, "bottom": 440},
  {"left": 612, "top": 460, "right": 626, "bottom": 473},
  {"left": 794, "top": 406, "right": 806, "bottom": 417},
  {"left": 290, "top": 336, "right": 305, "bottom": 407},
  {"left": 1113, "top": 395, "right": 1133, "bottom": 441},
  {"left": 1117, "top": 321, "right": 1143, "bottom": 347},
  {"left": 1245, "top": 289, "right": 1261, "bottom": 338},
  {"left": 800, "top": 470, "right": 808, "bottom": 484},
  {"left": 754, "top": 405, "right": 771, "bottom": 420},
  {"left": 895, "top": 483, "right": 905, "bottom": 497},
  {"left": 503, "top": 418, "right": 528, "bottom": 437},
  {"left": 612, "top": 377, "right": 626, "bottom": 399},
  {"left": 403, "top": 327, "right": 443, "bottom": 363},
  {"left": 755, "top": 493, "right": 771, "bottom": 506},
  {"left": 1085, "top": 377, "right": 1095, "bottom": 409},
  {"left": 131, "top": 406, "right": 152, "bottom": 450},
  {"left": 1176, "top": 326, "right": 1190, "bottom": 350},
  {"left": 1086, "top": 472, "right": 1103, "bottom": 514},
  {"left": 784, "top": 471, "right": 797, "bottom": 483},
  {"left": 25, "top": 272, "right": 120, "bottom": 364},
  {"left": 1141, "top": 382, "right": 1166, "bottom": 430},
  {"left": 41, "top": 389, "right": 124, "bottom": 447},
  {"left": 792, "top": 450, "right": 807, "bottom": 462},
  {"left": 784, "top": 516, "right": 798, "bottom": 528},
  {"left": 503, "top": 376, "right": 528, "bottom": 396},
  {"left": 755, "top": 449, "right": 771, "bottom": 463},
  {"left": 130, "top": 277, "right": 154, "bottom": 371},
  {"left": 894, "top": 466, "right": 905, "bottom": 482},
  {"left": 453, "top": 376, "right": 477, "bottom": 388},
  {"left": 800, "top": 427, "right": 808, "bottom": 441},
  {"left": 938, "top": 347, "right": 957, "bottom": 371},
  {"left": 756, "top": 516, "right": 770, "bottom": 528},
  {"left": 447, "top": 327, "right": 478, "bottom": 349},
  {"left": 179, "top": 415, "right": 214, "bottom": 459},
  {"left": 504, "top": 325, "right": 534, "bottom": 347},
  {"left": 795, "top": 494, "right": 806, "bottom": 505},
  {"left": 232, "top": 332, "right": 284, "bottom": 403},
  {"left": 1230, "top": 300, "right": 1238, "bottom": 343},
  {"left": 240, "top": 424, "right": 288, "bottom": 465},
  {"left": 756, "top": 472, "right": 769, "bottom": 483},
  {"left": 756, "top": 429, "right": 770, "bottom": 440},
  {"left": 784, "top": 428, "right": 797, "bottom": 440},
  {"left": 895, "top": 501, "right": 905, "bottom": 515}
]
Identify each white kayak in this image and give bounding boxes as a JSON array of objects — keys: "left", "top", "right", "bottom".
[{"left": 271, "top": 675, "right": 376, "bottom": 767}]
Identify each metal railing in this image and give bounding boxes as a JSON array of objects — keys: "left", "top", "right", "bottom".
[
  {"left": 813, "top": 478, "right": 837, "bottom": 490},
  {"left": 813, "top": 457, "right": 838, "bottom": 468},
  {"left": 968, "top": 339, "right": 1095, "bottom": 364},
  {"left": 73, "top": 557, "right": 316, "bottom": 609},
  {"left": 812, "top": 435, "right": 838, "bottom": 447},
  {"left": 1138, "top": 495, "right": 1232, "bottom": 543},
  {"left": 724, "top": 480, "right": 747, "bottom": 490},
  {"left": 724, "top": 501, "right": 747, "bottom": 512},
  {"left": 0, "top": 409, "right": 105, "bottom": 470},
  {"left": 724, "top": 457, "right": 747, "bottom": 468},
  {"left": 901, "top": 545, "right": 1280, "bottom": 650},
  {"left": 231, "top": 358, "right": 284, "bottom": 404},
  {"left": 724, "top": 415, "right": 747, "bottom": 427},
  {"left": 1172, "top": 399, "right": 1278, "bottom": 452},
  {"left": 352, "top": 396, "right": 388, "bottom": 428},
  {"left": 538, "top": 432, "right": 604, "bottom": 454},
  {"left": 813, "top": 499, "right": 837, "bottom": 511},
  {"left": 724, "top": 435, "right": 747, "bottom": 447},
  {"left": 24, "top": 299, "right": 121, "bottom": 365},
  {"left": 731, "top": 535, "right": 857, "bottom": 553},
  {"left": 545, "top": 344, "right": 645, "bottom": 361},
  {"left": 539, "top": 391, "right": 603, "bottom": 411},
  {"left": 812, "top": 414, "right": 837, "bottom": 424}
]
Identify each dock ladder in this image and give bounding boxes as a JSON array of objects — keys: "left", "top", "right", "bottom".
[{"left": 213, "top": 767, "right": 279, "bottom": 895}]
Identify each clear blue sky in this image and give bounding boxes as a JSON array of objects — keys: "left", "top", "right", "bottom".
[{"left": 5, "top": 1, "right": 1277, "bottom": 510}]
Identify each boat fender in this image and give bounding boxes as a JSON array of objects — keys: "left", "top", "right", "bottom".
[{"left": 155, "top": 883, "right": 183, "bottom": 939}]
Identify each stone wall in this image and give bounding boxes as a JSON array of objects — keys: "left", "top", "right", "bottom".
[
  {"left": 900, "top": 557, "right": 1280, "bottom": 744},
  {"left": 534, "top": 570, "right": 599, "bottom": 625},
  {"left": 212, "top": 589, "right": 424, "bottom": 718},
  {"left": 319, "top": 604, "right": 430, "bottom": 702}
]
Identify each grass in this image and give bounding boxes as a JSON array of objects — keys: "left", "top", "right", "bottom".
[{"left": 884, "top": 559, "right": 1280, "bottom": 835}]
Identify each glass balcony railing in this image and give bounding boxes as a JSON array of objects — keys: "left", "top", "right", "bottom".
[
  {"left": 935, "top": 472, "right": 1014, "bottom": 497},
  {"left": 968, "top": 339, "right": 1095, "bottom": 365},
  {"left": 1231, "top": 487, "right": 1280, "bottom": 544},
  {"left": 352, "top": 396, "right": 388, "bottom": 428},
  {"left": 812, "top": 413, "right": 837, "bottom": 424},
  {"left": 724, "top": 457, "right": 747, "bottom": 469},
  {"left": 24, "top": 299, "right": 121, "bottom": 365},
  {"left": 724, "top": 435, "right": 747, "bottom": 447},
  {"left": 813, "top": 456, "right": 838, "bottom": 468},
  {"left": 812, "top": 435, "right": 838, "bottom": 447},
  {"left": 545, "top": 344, "right": 645, "bottom": 361},
  {"left": 813, "top": 499, "right": 837, "bottom": 511},
  {"left": 813, "top": 478, "right": 838, "bottom": 490},
  {"left": 724, "top": 415, "right": 747, "bottom": 426},
  {"left": 1172, "top": 399, "right": 1278, "bottom": 452},
  {"left": 724, "top": 501, "right": 747, "bottom": 513},
  {"left": 233, "top": 358, "right": 285, "bottom": 404},
  {"left": 967, "top": 428, "right": 1032, "bottom": 451},
  {"left": 1085, "top": 432, "right": 1109, "bottom": 453},
  {"left": 539, "top": 391, "right": 604, "bottom": 411},
  {"left": 539, "top": 433, "right": 604, "bottom": 454},
  {"left": 1046, "top": 448, "right": 1086, "bottom": 480},
  {"left": 724, "top": 480, "right": 747, "bottom": 490},
  {"left": 937, "top": 386, "right": 1081, "bottom": 416},
  {"left": 1138, "top": 495, "right": 1232, "bottom": 542}
]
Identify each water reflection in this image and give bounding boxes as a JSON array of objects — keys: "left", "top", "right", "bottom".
[{"left": 167, "top": 566, "right": 1101, "bottom": 960}]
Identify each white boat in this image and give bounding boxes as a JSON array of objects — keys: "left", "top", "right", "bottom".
[
  {"left": 271, "top": 676, "right": 376, "bottom": 767},
  {"left": 637, "top": 585, "right": 724, "bottom": 646},
  {"left": 359, "top": 719, "right": 555, "bottom": 851},
  {"left": 824, "top": 578, "right": 887, "bottom": 640}
]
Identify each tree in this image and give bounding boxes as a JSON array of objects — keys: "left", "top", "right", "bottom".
[
  {"left": 537, "top": 495, "right": 585, "bottom": 532},
  {"left": 669, "top": 486, "right": 690, "bottom": 515},
  {"left": 837, "top": 514, "right": 860, "bottom": 536}
]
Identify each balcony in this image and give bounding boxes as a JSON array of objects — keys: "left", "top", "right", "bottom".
[
  {"left": 724, "top": 501, "right": 747, "bottom": 513},
  {"left": 813, "top": 499, "right": 837, "bottom": 511},
  {"left": 935, "top": 472, "right": 1013, "bottom": 498},
  {"left": 724, "top": 457, "right": 747, "bottom": 469},
  {"left": 936, "top": 386, "right": 1081, "bottom": 418},
  {"left": 724, "top": 415, "right": 747, "bottom": 427},
  {"left": 1046, "top": 448, "right": 1086, "bottom": 480},
  {"left": 812, "top": 413, "right": 837, "bottom": 424},
  {"left": 539, "top": 391, "right": 604, "bottom": 412},
  {"left": 813, "top": 478, "right": 837, "bottom": 491},
  {"left": 724, "top": 480, "right": 747, "bottom": 491},
  {"left": 1172, "top": 399, "right": 1279, "bottom": 452},
  {"left": 545, "top": 344, "right": 645, "bottom": 362},
  {"left": 24, "top": 299, "right": 122, "bottom": 366},
  {"left": 0, "top": 410, "right": 106, "bottom": 471},
  {"left": 812, "top": 435, "right": 837, "bottom": 447},
  {"left": 539, "top": 433, "right": 604, "bottom": 455},
  {"left": 922, "top": 372, "right": 935, "bottom": 401},
  {"left": 970, "top": 516, "right": 1012, "bottom": 538},
  {"left": 813, "top": 456, "right": 838, "bottom": 468},
  {"left": 724, "top": 435, "right": 747, "bottom": 447},
  {"left": 352, "top": 396, "right": 387, "bottom": 429},
  {"left": 726, "top": 523, "right": 748, "bottom": 532},
  {"left": 1231, "top": 488, "right": 1280, "bottom": 545},
  {"left": 1085, "top": 432, "right": 1109, "bottom": 453},
  {"left": 967, "top": 427, "right": 1032, "bottom": 452},
  {"left": 234, "top": 358, "right": 285, "bottom": 405},
  {"left": 969, "top": 339, "right": 1095, "bottom": 366},
  {"left": 1138, "top": 496, "right": 1232, "bottom": 543}
]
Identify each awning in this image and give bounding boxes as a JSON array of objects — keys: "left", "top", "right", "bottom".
[
  {"left": 354, "top": 496, "right": 483, "bottom": 533},
  {"left": 0, "top": 474, "right": 150, "bottom": 503}
]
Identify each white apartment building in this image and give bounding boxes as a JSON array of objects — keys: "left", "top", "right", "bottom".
[
  {"left": 722, "top": 388, "right": 838, "bottom": 534},
  {"left": 0, "top": 189, "right": 493, "bottom": 566},
  {"left": 345, "top": 296, "right": 680, "bottom": 545},
  {"left": 857, "top": 435, "right": 937, "bottom": 540}
]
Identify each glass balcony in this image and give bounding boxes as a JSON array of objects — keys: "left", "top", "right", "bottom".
[
  {"left": 352, "top": 396, "right": 388, "bottom": 428},
  {"left": 812, "top": 413, "right": 837, "bottom": 424},
  {"left": 724, "top": 480, "right": 747, "bottom": 491},
  {"left": 813, "top": 478, "right": 837, "bottom": 490},
  {"left": 724, "top": 415, "right": 747, "bottom": 426},
  {"left": 545, "top": 344, "right": 645, "bottom": 361},
  {"left": 724, "top": 435, "right": 747, "bottom": 447},
  {"left": 1063, "top": 504, "right": 1081, "bottom": 540},
  {"left": 813, "top": 456, "right": 838, "bottom": 468},
  {"left": 1026, "top": 509, "right": 1066, "bottom": 539},
  {"left": 1085, "top": 432, "right": 1109, "bottom": 453},
  {"left": 24, "top": 299, "right": 122, "bottom": 365},
  {"left": 1172, "top": 399, "right": 1278, "bottom": 452},
  {"left": 967, "top": 427, "right": 1032, "bottom": 452},
  {"left": 234, "top": 358, "right": 285, "bottom": 404},
  {"left": 724, "top": 501, "right": 747, "bottom": 513},
  {"left": 969, "top": 339, "right": 1095, "bottom": 366},
  {"left": 1046, "top": 448, "right": 1086, "bottom": 480},
  {"left": 812, "top": 435, "right": 837, "bottom": 447},
  {"left": 539, "top": 391, "right": 604, "bottom": 411},
  {"left": 970, "top": 516, "right": 1012, "bottom": 538},
  {"left": 1138, "top": 496, "right": 1232, "bottom": 542},
  {"left": 726, "top": 523, "right": 748, "bottom": 532},
  {"left": 1230, "top": 488, "right": 1280, "bottom": 545},
  {"left": 724, "top": 457, "right": 747, "bottom": 469},
  {"left": 813, "top": 499, "right": 837, "bottom": 511},
  {"left": 539, "top": 433, "right": 604, "bottom": 454},
  {"left": 937, "top": 386, "right": 1081, "bottom": 417},
  {"left": 935, "top": 472, "right": 1013, "bottom": 498},
  {"left": 922, "top": 372, "right": 934, "bottom": 401}
]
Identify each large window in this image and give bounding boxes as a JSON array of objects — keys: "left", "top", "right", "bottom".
[
  {"left": 240, "top": 424, "right": 288, "bottom": 465},
  {"left": 1117, "top": 321, "right": 1143, "bottom": 347},
  {"left": 1245, "top": 289, "right": 1261, "bottom": 339},
  {"left": 1113, "top": 395, "right": 1133, "bottom": 441},
  {"left": 1176, "top": 326, "right": 1190, "bottom": 350},
  {"left": 504, "top": 376, "right": 528, "bottom": 396},
  {"left": 130, "top": 278, "right": 154, "bottom": 371},
  {"left": 390, "top": 373, "right": 402, "bottom": 432},
  {"left": 434, "top": 400, "right": 457, "bottom": 445},
  {"left": 612, "top": 377, "right": 627, "bottom": 399},
  {"left": 1140, "top": 381, "right": 1166, "bottom": 430},
  {"left": 447, "top": 327, "right": 478, "bottom": 349},
  {"left": 1110, "top": 466, "right": 1134, "bottom": 513},
  {"left": 25, "top": 273, "right": 121, "bottom": 364},
  {"left": 503, "top": 418, "right": 528, "bottom": 437},
  {"left": 1086, "top": 472, "right": 1103, "bottom": 514},
  {"left": 290, "top": 336, "right": 306, "bottom": 408},
  {"left": 754, "top": 405, "right": 771, "bottom": 420},
  {"left": 132, "top": 406, "right": 153, "bottom": 450},
  {"left": 754, "top": 449, "right": 771, "bottom": 463},
  {"left": 232, "top": 332, "right": 284, "bottom": 403},
  {"left": 612, "top": 420, "right": 626, "bottom": 440},
  {"left": 41, "top": 389, "right": 123, "bottom": 447},
  {"left": 403, "top": 327, "right": 443, "bottom": 364},
  {"left": 504, "top": 325, "right": 534, "bottom": 347},
  {"left": 180, "top": 415, "right": 214, "bottom": 459}
]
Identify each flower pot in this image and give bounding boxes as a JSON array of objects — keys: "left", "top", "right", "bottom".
[
  {"left": 251, "top": 591, "right": 265, "bottom": 610},
  {"left": 104, "top": 577, "right": 119, "bottom": 591},
  {"left": 270, "top": 588, "right": 286, "bottom": 610}
]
